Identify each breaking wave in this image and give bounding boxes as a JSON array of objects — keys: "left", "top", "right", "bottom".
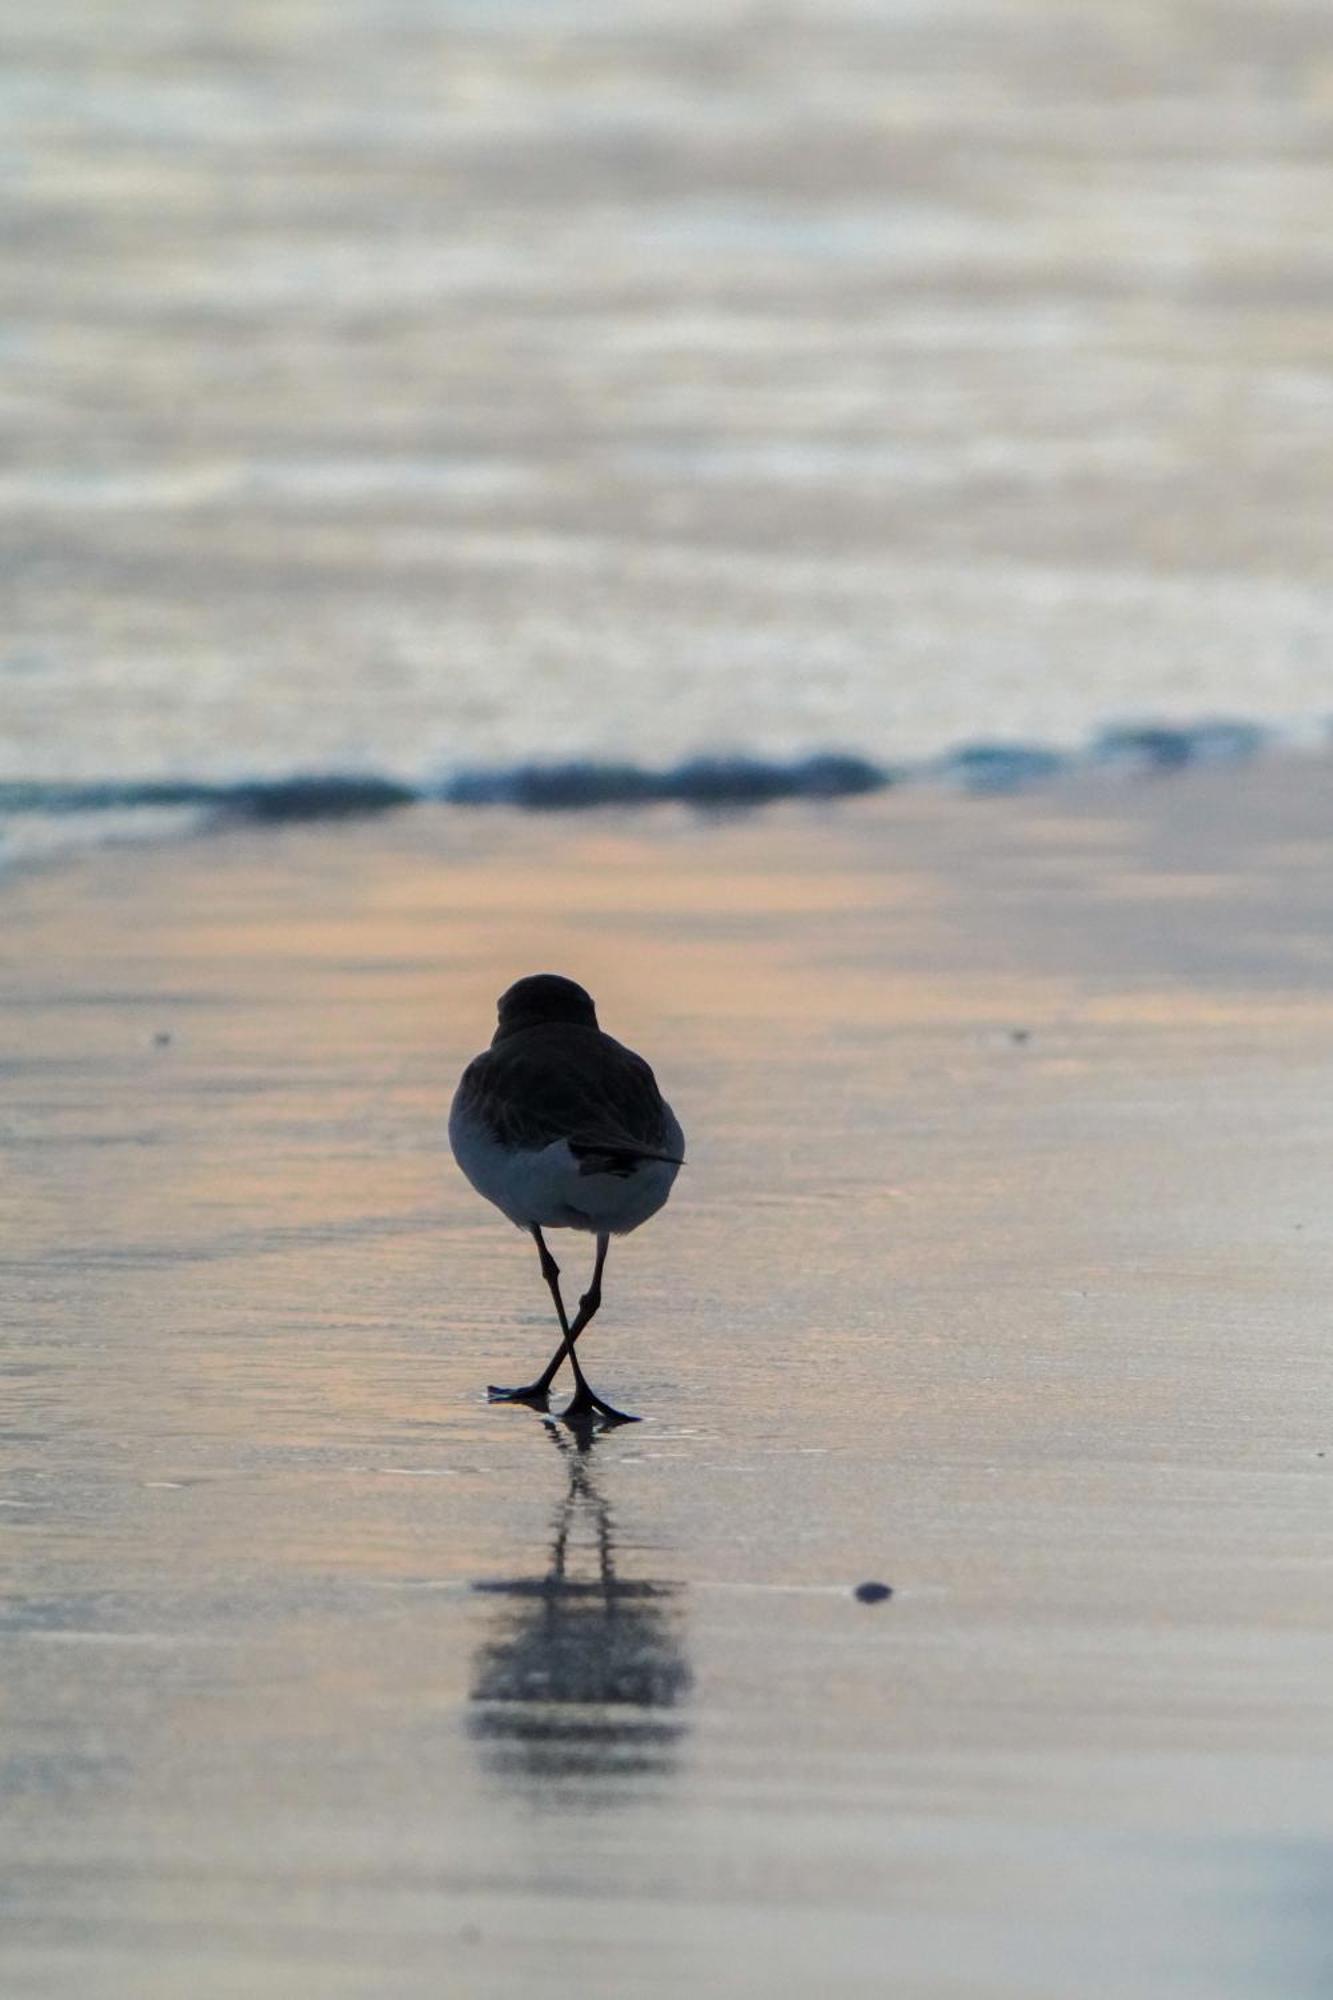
[{"left": 0, "top": 718, "right": 1306, "bottom": 871}]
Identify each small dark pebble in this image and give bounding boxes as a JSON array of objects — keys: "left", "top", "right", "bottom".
[
  {"left": 152, "top": 1031, "right": 172, "bottom": 1047},
  {"left": 854, "top": 1581, "right": 893, "bottom": 1604}
]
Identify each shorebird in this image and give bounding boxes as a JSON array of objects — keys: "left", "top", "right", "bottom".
[{"left": 449, "top": 974, "right": 684, "bottom": 1422}]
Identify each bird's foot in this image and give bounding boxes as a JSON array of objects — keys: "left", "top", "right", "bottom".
[
  {"left": 487, "top": 1381, "right": 553, "bottom": 1407},
  {"left": 559, "top": 1386, "right": 640, "bottom": 1426}
]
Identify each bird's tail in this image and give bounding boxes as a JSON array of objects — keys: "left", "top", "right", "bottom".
[{"left": 570, "top": 1141, "right": 686, "bottom": 1176}]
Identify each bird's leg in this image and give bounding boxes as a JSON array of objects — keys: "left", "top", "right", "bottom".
[
  {"left": 546, "top": 1231, "right": 607, "bottom": 1389},
  {"left": 558, "top": 1237, "right": 639, "bottom": 1426},
  {"left": 487, "top": 1226, "right": 575, "bottom": 1404},
  {"left": 489, "top": 1232, "right": 634, "bottom": 1420},
  {"left": 494, "top": 1231, "right": 609, "bottom": 1400}
]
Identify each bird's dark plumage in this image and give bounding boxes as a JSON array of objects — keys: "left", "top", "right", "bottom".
[
  {"left": 454, "top": 1025, "right": 680, "bottom": 1167},
  {"left": 494, "top": 973, "right": 599, "bottom": 1041}
]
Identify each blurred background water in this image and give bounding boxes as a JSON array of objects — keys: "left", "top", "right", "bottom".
[{"left": 4, "top": 0, "right": 1333, "bottom": 859}]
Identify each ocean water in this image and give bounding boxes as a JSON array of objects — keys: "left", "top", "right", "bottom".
[{"left": 4, "top": 0, "right": 1333, "bottom": 862}]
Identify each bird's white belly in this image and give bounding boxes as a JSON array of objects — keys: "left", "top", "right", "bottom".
[{"left": 449, "top": 1100, "right": 682, "bottom": 1236}]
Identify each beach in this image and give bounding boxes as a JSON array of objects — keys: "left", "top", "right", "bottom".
[
  {"left": 6, "top": 754, "right": 1333, "bottom": 1998},
  {"left": 7, "top": 1, "right": 1333, "bottom": 1982}
]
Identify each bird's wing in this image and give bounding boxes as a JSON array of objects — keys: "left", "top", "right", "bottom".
[{"left": 459, "top": 1027, "right": 681, "bottom": 1161}]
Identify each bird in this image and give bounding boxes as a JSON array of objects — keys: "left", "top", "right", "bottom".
[{"left": 449, "top": 974, "right": 685, "bottom": 1423}]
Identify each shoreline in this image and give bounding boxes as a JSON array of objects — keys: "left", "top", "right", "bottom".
[{"left": 2, "top": 714, "right": 1329, "bottom": 882}]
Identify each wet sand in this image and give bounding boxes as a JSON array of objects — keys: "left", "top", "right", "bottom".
[{"left": 6, "top": 758, "right": 1333, "bottom": 1998}]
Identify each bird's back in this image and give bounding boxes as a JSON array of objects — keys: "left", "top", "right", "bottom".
[
  {"left": 450, "top": 1021, "right": 684, "bottom": 1233},
  {"left": 454, "top": 1023, "right": 679, "bottom": 1158}
]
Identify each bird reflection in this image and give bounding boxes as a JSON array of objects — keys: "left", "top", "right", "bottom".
[{"left": 469, "top": 1422, "right": 691, "bottom": 1797}]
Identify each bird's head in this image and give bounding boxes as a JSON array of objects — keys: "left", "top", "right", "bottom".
[{"left": 494, "top": 974, "right": 599, "bottom": 1040}]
